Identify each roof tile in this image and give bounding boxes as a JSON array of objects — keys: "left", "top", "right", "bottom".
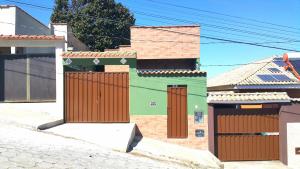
[
  {"left": 62, "top": 51, "right": 137, "bottom": 58},
  {"left": 208, "top": 92, "right": 291, "bottom": 104},
  {"left": 0, "top": 35, "right": 65, "bottom": 41}
]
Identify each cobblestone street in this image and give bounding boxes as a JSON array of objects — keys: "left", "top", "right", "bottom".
[{"left": 0, "top": 123, "right": 187, "bottom": 169}]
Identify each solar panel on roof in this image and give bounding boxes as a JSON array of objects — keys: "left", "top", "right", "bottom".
[
  {"left": 290, "top": 60, "right": 300, "bottom": 74},
  {"left": 273, "top": 61, "right": 286, "bottom": 67},
  {"left": 273, "top": 57, "right": 282, "bottom": 61},
  {"left": 268, "top": 68, "right": 281, "bottom": 73},
  {"left": 257, "top": 75, "right": 278, "bottom": 82},
  {"left": 272, "top": 74, "right": 291, "bottom": 81},
  {"left": 257, "top": 74, "right": 292, "bottom": 82}
]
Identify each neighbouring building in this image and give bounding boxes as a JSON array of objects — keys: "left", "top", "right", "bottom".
[
  {"left": 0, "top": 5, "right": 88, "bottom": 55},
  {"left": 62, "top": 25, "right": 209, "bottom": 149},
  {"left": 207, "top": 53, "right": 300, "bottom": 168},
  {"left": 0, "top": 5, "right": 86, "bottom": 116}
]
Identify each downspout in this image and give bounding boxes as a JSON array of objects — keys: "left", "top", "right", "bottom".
[{"left": 283, "top": 53, "right": 300, "bottom": 80}]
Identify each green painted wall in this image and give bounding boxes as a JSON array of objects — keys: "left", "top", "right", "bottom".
[
  {"left": 129, "top": 68, "right": 207, "bottom": 115},
  {"left": 63, "top": 58, "right": 136, "bottom": 67},
  {"left": 63, "top": 58, "right": 207, "bottom": 115}
]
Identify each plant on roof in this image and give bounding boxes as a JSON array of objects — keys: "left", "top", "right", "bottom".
[{"left": 51, "top": 0, "right": 135, "bottom": 51}]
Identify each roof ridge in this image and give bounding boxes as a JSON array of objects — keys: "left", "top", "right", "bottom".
[{"left": 236, "top": 57, "right": 274, "bottom": 85}]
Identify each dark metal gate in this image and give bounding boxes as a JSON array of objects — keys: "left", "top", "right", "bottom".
[
  {"left": 64, "top": 72, "right": 129, "bottom": 123},
  {"left": 0, "top": 54, "right": 56, "bottom": 102},
  {"left": 215, "top": 108, "right": 279, "bottom": 161},
  {"left": 167, "top": 86, "right": 188, "bottom": 138}
]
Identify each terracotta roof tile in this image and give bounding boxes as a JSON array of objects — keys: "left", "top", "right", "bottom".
[
  {"left": 208, "top": 92, "right": 291, "bottom": 104},
  {"left": 0, "top": 35, "right": 65, "bottom": 41},
  {"left": 137, "top": 69, "right": 206, "bottom": 75},
  {"left": 62, "top": 51, "right": 137, "bottom": 58}
]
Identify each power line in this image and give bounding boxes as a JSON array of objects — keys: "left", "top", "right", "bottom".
[
  {"left": 1, "top": 1, "right": 299, "bottom": 51},
  {"left": 2, "top": 20, "right": 299, "bottom": 47},
  {"left": 133, "top": 10, "right": 299, "bottom": 42},
  {"left": 127, "top": 0, "right": 300, "bottom": 36},
  {"left": 6, "top": 0, "right": 300, "bottom": 43},
  {"left": 3, "top": 0, "right": 52, "bottom": 10},
  {"left": 200, "top": 61, "right": 273, "bottom": 67},
  {"left": 138, "top": 26, "right": 300, "bottom": 52},
  {"left": 135, "top": 15, "right": 300, "bottom": 48},
  {"left": 0, "top": 19, "right": 298, "bottom": 52},
  {"left": 142, "top": 0, "right": 300, "bottom": 31}
]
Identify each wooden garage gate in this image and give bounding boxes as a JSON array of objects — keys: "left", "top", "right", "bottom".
[
  {"left": 64, "top": 72, "right": 129, "bottom": 123},
  {"left": 215, "top": 108, "right": 279, "bottom": 161},
  {"left": 167, "top": 86, "right": 188, "bottom": 138}
]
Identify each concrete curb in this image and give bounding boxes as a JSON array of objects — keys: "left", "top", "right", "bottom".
[{"left": 37, "top": 119, "right": 64, "bottom": 130}]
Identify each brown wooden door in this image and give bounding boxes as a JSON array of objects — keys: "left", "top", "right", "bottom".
[
  {"left": 215, "top": 108, "right": 279, "bottom": 161},
  {"left": 167, "top": 86, "right": 187, "bottom": 138},
  {"left": 64, "top": 72, "right": 129, "bottom": 123}
]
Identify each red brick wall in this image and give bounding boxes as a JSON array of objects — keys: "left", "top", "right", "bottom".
[
  {"left": 130, "top": 115, "right": 208, "bottom": 150},
  {"left": 105, "top": 65, "right": 129, "bottom": 72},
  {"left": 130, "top": 26, "right": 200, "bottom": 59}
]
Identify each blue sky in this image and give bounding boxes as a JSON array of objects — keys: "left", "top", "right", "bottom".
[{"left": 2, "top": 0, "right": 299, "bottom": 78}]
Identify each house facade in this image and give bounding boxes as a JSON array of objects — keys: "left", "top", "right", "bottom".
[
  {"left": 62, "top": 25, "right": 209, "bottom": 149},
  {"left": 207, "top": 53, "right": 300, "bottom": 168},
  {"left": 0, "top": 5, "right": 87, "bottom": 121},
  {"left": 0, "top": 5, "right": 88, "bottom": 55}
]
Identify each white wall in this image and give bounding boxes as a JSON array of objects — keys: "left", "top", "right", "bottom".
[
  {"left": 0, "top": 6, "right": 16, "bottom": 35},
  {"left": 51, "top": 23, "right": 88, "bottom": 51},
  {"left": 287, "top": 123, "right": 300, "bottom": 169},
  {"left": 51, "top": 24, "right": 68, "bottom": 50},
  {"left": 0, "top": 6, "right": 54, "bottom": 54}
]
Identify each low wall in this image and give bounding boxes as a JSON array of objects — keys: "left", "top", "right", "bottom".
[
  {"left": 130, "top": 115, "right": 208, "bottom": 149},
  {"left": 280, "top": 103, "right": 300, "bottom": 165},
  {"left": 287, "top": 123, "right": 300, "bottom": 168}
]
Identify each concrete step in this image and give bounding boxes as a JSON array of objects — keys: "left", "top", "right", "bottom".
[{"left": 44, "top": 123, "right": 136, "bottom": 152}]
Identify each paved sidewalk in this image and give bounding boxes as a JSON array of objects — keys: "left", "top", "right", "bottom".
[
  {"left": 223, "top": 161, "right": 288, "bottom": 169},
  {"left": 0, "top": 103, "right": 62, "bottom": 130},
  {"left": 131, "top": 137, "right": 222, "bottom": 169},
  {"left": 45, "top": 123, "right": 136, "bottom": 152},
  {"left": 0, "top": 123, "right": 189, "bottom": 169}
]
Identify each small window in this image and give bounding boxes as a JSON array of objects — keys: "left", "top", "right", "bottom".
[
  {"left": 195, "top": 129, "right": 205, "bottom": 137},
  {"left": 194, "top": 111, "right": 204, "bottom": 123}
]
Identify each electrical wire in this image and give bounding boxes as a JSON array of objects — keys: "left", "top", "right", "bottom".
[
  {"left": 127, "top": 0, "right": 300, "bottom": 36},
  {"left": 1, "top": 20, "right": 299, "bottom": 48},
  {"left": 142, "top": 0, "right": 300, "bottom": 31},
  {"left": 3, "top": 0, "right": 300, "bottom": 43}
]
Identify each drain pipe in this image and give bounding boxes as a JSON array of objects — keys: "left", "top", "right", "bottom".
[{"left": 283, "top": 53, "right": 300, "bottom": 80}]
